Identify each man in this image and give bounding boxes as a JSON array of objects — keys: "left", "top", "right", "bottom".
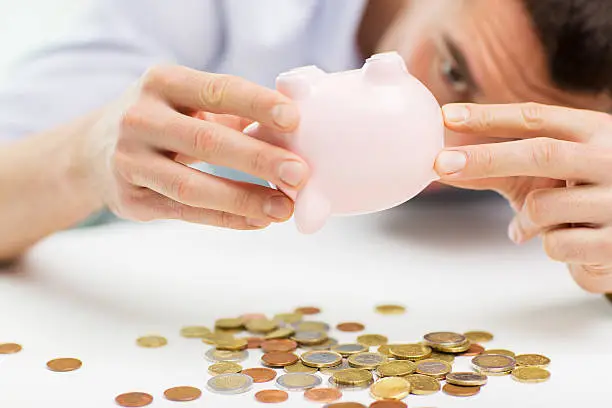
[{"left": 0, "top": 0, "right": 611, "bottom": 292}]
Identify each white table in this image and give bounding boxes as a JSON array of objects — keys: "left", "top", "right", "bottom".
[{"left": 1, "top": 192, "right": 610, "bottom": 407}]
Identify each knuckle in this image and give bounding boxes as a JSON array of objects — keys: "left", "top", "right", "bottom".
[
  {"left": 120, "top": 105, "right": 149, "bottom": 134},
  {"left": 140, "top": 65, "right": 173, "bottom": 93},
  {"left": 169, "top": 174, "right": 193, "bottom": 203},
  {"left": 218, "top": 211, "right": 236, "bottom": 229},
  {"left": 519, "top": 102, "right": 545, "bottom": 130},
  {"left": 543, "top": 234, "right": 566, "bottom": 262},
  {"left": 530, "top": 138, "right": 561, "bottom": 170},
  {"left": 192, "top": 124, "right": 222, "bottom": 158},
  {"left": 471, "top": 107, "right": 494, "bottom": 131},
  {"left": 472, "top": 146, "right": 495, "bottom": 174},
  {"left": 231, "top": 189, "right": 257, "bottom": 215},
  {"left": 200, "top": 74, "right": 232, "bottom": 109},
  {"left": 249, "top": 147, "right": 272, "bottom": 176}
]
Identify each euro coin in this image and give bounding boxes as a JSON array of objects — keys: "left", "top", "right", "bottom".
[
  {"left": 274, "top": 313, "right": 303, "bottom": 325},
  {"left": 331, "top": 368, "right": 373, "bottom": 386},
  {"left": 180, "top": 326, "right": 211, "bottom": 338},
  {"left": 304, "top": 388, "right": 343, "bottom": 403},
  {"left": 415, "top": 359, "right": 452, "bottom": 379},
  {"left": 370, "top": 401, "right": 408, "bottom": 408},
  {"left": 163, "top": 386, "right": 201, "bottom": 402},
  {"left": 443, "top": 383, "right": 481, "bottom": 397},
  {"left": 261, "top": 351, "right": 299, "bottom": 367},
  {"left": 301, "top": 351, "right": 343, "bottom": 368},
  {"left": 472, "top": 354, "right": 516, "bottom": 373},
  {"left": 303, "top": 338, "right": 338, "bottom": 351},
  {"left": 356, "top": 334, "right": 388, "bottom": 347},
  {"left": 482, "top": 349, "right": 515, "bottom": 358},
  {"left": 423, "top": 332, "right": 467, "bottom": 347},
  {"left": 245, "top": 337, "right": 264, "bottom": 349},
  {"left": 464, "top": 331, "right": 494, "bottom": 343},
  {"left": 320, "top": 359, "right": 351, "bottom": 375},
  {"left": 292, "top": 331, "right": 328, "bottom": 346},
  {"left": 241, "top": 313, "right": 267, "bottom": 322},
  {"left": 402, "top": 374, "right": 440, "bottom": 395},
  {"left": 0, "top": 343, "right": 22, "bottom": 354},
  {"left": 115, "top": 392, "right": 153, "bottom": 407},
  {"left": 370, "top": 377, "right": 411, "bottom": 400},
  {"left": 511, "top": 366, "right": 551, "bottom": 383},
  {"left": 265, "top": 328, "right": 295, "bottom": 340},
  {"left": 347, "top": 352, "right": 386, "bottom": 370},
  {"left": 432, "top": 340, "right": 471, "bottom": 354},
  {"left": 215, "top": 318, "right": 244, "bottom": 330},
  {"left": 262, "top": 339, "right": 298, "bottom": 353},
  {"left": 459, "top": 343, "right": 485, "bottom": 357},
  {"left": 430, "top": 352, "right": 455, "bottom": 363},
  {"left": 376, "top": 360, "right": 417, "bottom": 377},
  {"left": 208, "top": 362, "right": 242, "bottom": 375},
  {"left": 446, "top": 372, "right": 488, "bottom": 387},
  {"left": 294, "top": 321, "right": 330, "bottom": 332},
  {"left": 332, "top": 343, "right": 368, "bottom": 357},
  {"left": 389, "top": 344, "right": 432, "bottom": 361},
  {"left": 205, "top": 349, "right": 248, "bottom": 363},
  {"left": 276, "top": 373, "right": 322, "bottom": 391},
  {"left": 377, "top": 344, "right": 392, "bottom": 357},
  {"left": 207, "top": 373, "right": 253, "bottom": 394},
  {"left": 515, "top": 354, "right": 551, "bottom": 368},
  {"left": 46, "top": 358, "right": 82, "bottom": 372},
  {"left": 245, "top": 319, "right": 278, "bottom": 334},
  {"left": 255, "top": 390, "right": 289, "bottom": 403},
  {"left": 323, "top": 403, "right": 367, "bottom": 408},
  {"left": 375, "top": 305, "right": 406, "bottom": 315},
  {"left": 201, "top": 331, "right": 234, "bottom": 345},
  {"left": 242, "top": 367, "right": 278, "bottom": 383},
  {"left": 295, "top": 306, "right": 321, "bottom": 315},
  {"left": 215, "top": 337, "right": 248, "bottom": 351},
  {"left": 136, "top": 335, "right": 167, "bottom": 348},
  {"left": 336, "top": 322, "right": 365, "bottom": 332},
  {"left": 284, "top": 361, "right": 318, "bottom": 374}
]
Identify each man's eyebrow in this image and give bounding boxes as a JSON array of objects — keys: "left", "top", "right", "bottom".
[{"left": 443, "top": 36, "right": 481, "bottom": 92}]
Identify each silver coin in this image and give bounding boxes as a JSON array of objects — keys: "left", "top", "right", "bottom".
[
  {"left": 301, "top": 351, "right": 343, "bottom": 368},
  {"left": 320, "top": 359, "right": 350, "bottom": 375},
  {"left": 207, "top": 373, "right": 253, "bottom": 394},
  {"left": 301, "top": 338, "right": 338, "bottom": 351},
  {"left": 205, "top": 348, "right": 249, "bottom": 363},
  {"left": 292, "top": 321, "right": 330, "bottom": 332},
  {"left": 347, "top": 352, "right": 386, "bottom": 369},
  {"left": 423, "top": 332, "right": 467, "bottom": 347},
  {"left": 332, "top": 343, "right": 368, "bottom": 357},
  {"left": 472, "top": 354, "right": 516, "bottom": 373},
  {"left": 446, "top": 372, "right": 488, "bottom": 386},
  {"left": 276, "top": 373, "right": 322, "bottom": 391}
]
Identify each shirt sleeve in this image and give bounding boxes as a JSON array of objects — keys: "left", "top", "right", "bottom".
[{"left": 0, "top": 0, "right": 222, "bottom": 141}]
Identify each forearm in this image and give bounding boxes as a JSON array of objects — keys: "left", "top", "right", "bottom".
[{"left": 0, "top": 113, "right": 103, "bottom": 261}]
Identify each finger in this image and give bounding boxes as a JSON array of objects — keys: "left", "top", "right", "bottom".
[
  {"left": 569, "top": 264, "right": 612, "bottom": 294},
  {"left": 442, "top": 102, "right": 608, "bottom": 142},
  {"left": 435, "top": 138, "right": 612, "bottom": 182},
  {"left": 142, "top": 65, "right": 299, "bottom": 131},
  {"left": 195, "top": 112, "right": 254, "bottom": 132},
  {"left": 543, "top": 226, "right": 612, "bottom": 266},
  {"left": 509, "top": 186, "right": 612, "bottom": 243},
  {"left": 118, "top": 155, "right": 294, "bottom": 222},
  {"left": 138, "top": 108, "right": 308, "bottom": 191}
]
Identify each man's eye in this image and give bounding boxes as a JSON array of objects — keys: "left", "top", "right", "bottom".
[{"left": 441, "top": 59, "right": 469, "bottom": 94}]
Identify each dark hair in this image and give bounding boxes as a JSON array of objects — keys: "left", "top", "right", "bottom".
[{"left": 523, "top": 0, "right": 612, "bottom": 94}]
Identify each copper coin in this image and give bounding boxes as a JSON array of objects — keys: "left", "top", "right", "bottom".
[
  {"left": 241, "top": 313, "right": 268, "bottom": 321},
  {"left": 336, "top": 322, "right": 365, "bottom": 332},
  {"left": 460, "top": 343, "right": 485, "bottom": 357},
  {"left": 115, "top": 392, "right": 154, "bottom": 407},
  {"left": 262, "top": 339, "right": 298, "bottom": 353},
  {"left": 163, "top": 386, "right": 202, "bottom": 402},
  {"left": 0, "top": 343, "right": 22, "bottom": 354},
  {"left": 242, "top": 367, "right": 278, "bottom": 383},
  {"left": 295, "top": 306, "right": 321, "bottom": 315},
  {"left": 46, "top": 358, "right": 82, "bottom": 372},
  {"left": 262, "top": 351, "right": 299, "bottom": 367},
  {"left": 443, "top": 383, "right": 481, "bottom": 397},
  {"left": 304, "top": 388, "right": 343, "bottom": 403},
  {"left": 369, "top": 401, "right": 408, "bottom": 408},
  {"left": 246, "top": 337, "right": 264, "bottom": 349},
  {"left": 324, "top": 404, "right": 367, "bottom": 408},
  {"left": 255, "top": 390, "right": 289, "bottom": 403}
]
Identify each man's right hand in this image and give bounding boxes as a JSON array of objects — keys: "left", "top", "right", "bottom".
[{"left": 82, "top": 66, "right": 308, "bottom": 229}]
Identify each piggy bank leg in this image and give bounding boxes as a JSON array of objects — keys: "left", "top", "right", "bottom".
[{"left": 294, "top": 184, "right": 331, "bottom": 234}]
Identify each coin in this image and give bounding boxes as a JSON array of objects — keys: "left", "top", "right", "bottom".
[
  {"left": 303, "top": 338, "right": 338, "bottom": 351},
  {"left": 332, "top": 343, "right": 368, "bottom": 357},
  {"left": 202, "top": 331, "right": 235, "bottom": 345},
  {"left": 370, "top": 377, "right": 411, "bottom": 400},
  {"left": 245, "top": 337, "right": 264, "bottom": 349},
  {"left": 328, "top": 377, "right": 374, "bottom": 391},
  {"left": 464, "top": 331, "right": 494, "bottom": 343},
  {"left": 430, "top": 352, "right": 455, "bottom": 363},
  {"left": 163, "top": 386, "right": 202, "bottom": 402},
  {"left": 276, "top": 373, "right": 322, "bottom": 391},
  {"left": 209, "top": 362, "right": 243, "bottom": 375},
  {"left": 376, "top": 360, "right": 417, "bottom": 377},
  {"left": 301, "top": 351, "right": 343, "bottom": 368},
  {"left": 377, "top": 344, "right": 392, "bottom": 357},
  {"left": 115, "top": 392, "right": 153, "bottom": 407},
  {"left": 356, "top": 334, "right": 388, "bottom": 347},
  {"left": 261, "top": 351, "right": 299, "bottom": 367},
  {"left": 446, "top": 372, "right": 488, "bottom": 387},
  {"left": 295, "top": 306, "right": 321, "bottom": 315},
  {"left": 369, "top": 401, "right": 408, "bottom": 408},
  {"left": 482, "top": 349, "right": 515, "bottom": 357},
  {"left": 511, "top": 366, "right": 551, "bottom": 383},
  {"left": 443, "top": 383, "right": 481, "bottom": 397},
  {"left": 324, "top": 403, "right": 367, "bottom": 408},
  {"left": 320, "top": 359, "right": 351, "bottom": 375},
  {"left": 304, "top": 388, "right": 343, "bottom": 403},
  {"left": 415, "top": 359, "right": 452, "bottom": 379},
  {"left": 274, "top": 313, "right": 303, "bottom": 325},
  {"left": 255, "top": 390, "right": 289, "bottom": 403},
  {"left": 472, "top": 354, "right": 516, "bottom": 373},
  {"left": 207, "top": 373, "right": 253, "bottom": 394},
  {"left": 336, "top": 322, "right": 365, "bottom": 332},
  {"left": 332, "top": 368, "right": 374, "bottom": 386},
  {"left": 402, "top": 374, "right": 440, "bottom": 395},
  {"left": 215, "top": 318, "right": 244, "bottom": 330},
  {"left": 515, "top": 354, "right": 551, "bottom": 368},
  {"left": 261, "top": 339, "right": 298, "bottom": 353},
  {"left": 205, "top": 349, "right": 248, "bottom": 363},
  {"left": 348, "top": 352, "right": 386, "bottom": 370},
  {"left": 46, "top": 358, "right": 82, "bottom": 372},
  {"left": 285, "top": 361, "right": 318, "bottom": 374},
  {"left": 389, "top": 344, "right": 432, "bottom": 360},
  {"left": 136, "top": 335, "right": 167, "bottom": 348},
  {"left": 292, "top": 331, "right": 328, "bottom": 346},
  {"left": 241, "top": 313, "right": 267, "bottom": 322},
  {"left": 245, "top": 319, "right": 278, "bottom": 334},
  {"left": 0, "top": 343, "right": 22, "bottom": 354},
  {"left": 294, "top": 321, "right": 330, "bottom": 332},
  {"left": 265, "top": 328, "right": 295, "bottom": 340},
  {"left": 459, "top": 343, "right": 485, "bottom": 357},
  {"left": 216, "top": 337, "right": 248, "bottom": 351},
  {"left": 375, "top": 305, "right": 406, "bottom": 315},
  {"left": 242, "top": 367, "right": 278, "bottom": 383},
  {"left": 423, "top": 332, "right": 467, "bottom": 347},
  {"left": 432, "top": 341, "right": 471, "bottom": 354},
  {"left": 180, "top": 326, "right": 211, "bottom": 338}
]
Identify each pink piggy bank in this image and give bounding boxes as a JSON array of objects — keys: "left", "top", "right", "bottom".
[{"left": 246, "top": 51, "right": 444, "bottom": 234}]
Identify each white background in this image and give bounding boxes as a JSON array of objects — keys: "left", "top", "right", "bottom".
[{"left": 1, "top": 2, "right": 611, "bottom": 407}]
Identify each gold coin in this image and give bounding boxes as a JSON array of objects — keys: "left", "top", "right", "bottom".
[
  {"left": 482, "top": 349, "right": 515, "bottom": 357},
  {"left": 472, "top": 354, "right": 516, "bottom": 373},
  {"left": 284, "top": 361, "right": 318, "bottom": 374},
  {"left": 389, "top": 344, "right": 432, "bottom": 361},
  {"left": 332, "top": 368, "right": 373, "bottom": 386},
  {"left": 431, "top": 340, "right": 471, "bottom": 354},
  {"left": 320, "top": 360, "right": 350, "bottom": 375},
  {"left": 377, "top": 344, "right": 392, "bottom": 357},
  {"left": 512, "top": 366, "right": 551, "bottom": 383},
  {"left": 292, "top": 331, "right": 328, "bottom": 346},
  {"left": 301, "top": 351, "right": 343, "bottom": 368},
  {"left": 403, "top": 374, "right": 441, "bottom": 395},
  {"left": 347, "top": 352, "right": 386, "bottom": 370},
  {"left": 430, "top": 352, "right": 455, "bottom": 363},
  {"left": 202, "top": 331, "right": 235, "bottom": 345},
  {"left": 377, "top": 360, "right": 417, "bottom": 377},
  {"left": 331, "top": 343, "right": 368, "bottom": 357},
  {"left": 245, "top": 319, "right": 278, "bottom": 334},
  {"left": 423, "top": 332, "right": 467, "bottom": 347},
  {"left": 0, "top": 343, "right": 22, "bottom": 354},
  {"left": 375, "top": 305, "right": 406, "bottom": 315},
  {"left": 446, "top": 372, "right": 488, "bottom": 387},
  {"left": 163, "top": 386, "right": 202, "bottom": 402},
  {"left": 370, "top": 377, "right": 411, "bottom": 400},
  {"left": 216, "top": 338, "right": 248, "bottom": 351},
  {"left": 215, "top": 318, "right": 244, "bottom": 330},
  {"left": 515, "top": 354, "right": 551, "bottom": 368},
  {"left": 136, "top": 335, "right": 167, "bottom": 348},
  {"left": 293, "top": 321, "right": 330, "bottom": 332},
  {"left": 265, "top": 327, "right": 295, "bottom": 340},
  {"left": 356, "top": 334, "right": 388, "bottom": 347},
  {"left": 46, "top": 358, "right": 82, "bottom": 372},
  {"left": 415, "top": 359, "right": 452, "bottom": 379},
  {"left": 274, "top": 313, "right": 303, "bottom": 324},
  {"left": 208, "top": 362, "right": 243, "bottom": 375},
  {"left": 180, "top": 326, "right": 211, "bottom": 338},
  {"left": 464, "top": 331, "right": 494, "bottom": 343}
]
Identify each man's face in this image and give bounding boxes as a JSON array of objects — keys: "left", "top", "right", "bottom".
[{"left": 377, "top": 0, "right": 611, "bottom": 147}]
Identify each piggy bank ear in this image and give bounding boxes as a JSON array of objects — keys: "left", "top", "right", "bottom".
[
  {"left": 276, "top": 65, "right": 325, "bottom": 100},
  {"left": 243, "top": 122, "right": 291, "bottom": 150}
]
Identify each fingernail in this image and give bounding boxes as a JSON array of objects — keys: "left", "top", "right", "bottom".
[
  {"left": 264, "top": 196, "right": 293, "bottom": 220},
  {"left": 443, "top": 105, "right": 470, "bottom": 123},
  {"left": 272, "top": 104, "right": 300, "bottom": 129},
  {"left": 508, "top": 222, "right": 521, "bottom": 244},
  {"left": 436, "top": 151, "right": 467, "bottom": 175},
  {"left": 247, "top": 218, "right": 270, "bottom": 228},
  {"left": 278, "top": 161, "right": 306, "bottom": 187}
]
